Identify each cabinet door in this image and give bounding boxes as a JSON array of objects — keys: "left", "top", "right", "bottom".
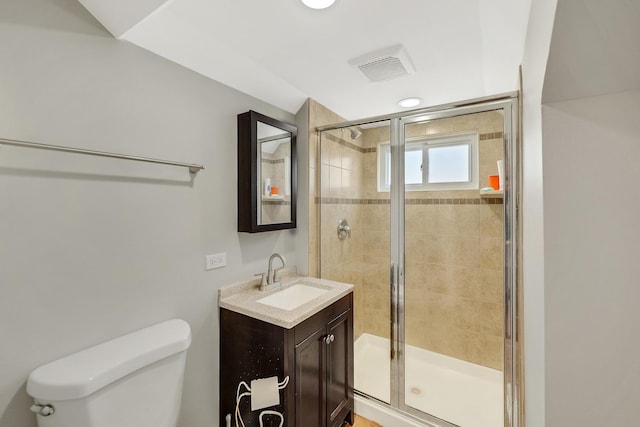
[
  {"left": 326, "top": 309, "right": 353, "bottom": 427},
  {"left": 295, "top": 326, "right": 326, "bottom": 427}
]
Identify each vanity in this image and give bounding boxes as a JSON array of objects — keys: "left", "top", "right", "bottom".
[{"left": 219, "top": 274, "right": 354, "bottom": 427}]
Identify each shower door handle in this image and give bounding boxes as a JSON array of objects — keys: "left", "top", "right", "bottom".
[{"left": 390, "top": 263, "right": 396, "bottom": 360}]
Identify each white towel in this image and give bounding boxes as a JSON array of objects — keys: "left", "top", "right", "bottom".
[{"left": 250, "top": 376, "right": 280, "bottom": 411}]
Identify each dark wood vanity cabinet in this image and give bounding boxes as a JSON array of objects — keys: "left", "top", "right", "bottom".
[
  {"left": 294, "top": 301, "right": 353, "bottom": 427},
  {"left": 220, "top": 294, "right": 354, "bottom": 427}
]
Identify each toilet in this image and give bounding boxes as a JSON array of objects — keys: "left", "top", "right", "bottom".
[{"left": 26, "top": 319, "right": 191, "bottom": 427}]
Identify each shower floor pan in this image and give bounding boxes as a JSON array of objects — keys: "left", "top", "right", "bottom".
[{"left": 354, "top": 333, "right": 503, "bottom": 427}]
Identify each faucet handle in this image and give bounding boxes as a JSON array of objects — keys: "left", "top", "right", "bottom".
[
  {"left": 254, "top": 273, "right": 267, "bottom": 289},
  {"left": 272, "top": 266, "right": 285, "bottom": 284}
]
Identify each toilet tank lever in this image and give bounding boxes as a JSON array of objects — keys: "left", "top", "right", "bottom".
[{"left": 30, "top": 403, "right": 55, "bottom": 416}]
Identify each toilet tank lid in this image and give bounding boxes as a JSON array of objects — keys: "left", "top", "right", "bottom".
[{"left": 27, "top": 319, "right": 191, "bottom": 401}]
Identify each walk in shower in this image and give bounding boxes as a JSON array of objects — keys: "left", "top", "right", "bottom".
[{"left": 314, "top": 95, "right": 520, "bottom": 427}]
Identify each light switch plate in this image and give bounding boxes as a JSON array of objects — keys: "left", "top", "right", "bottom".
[{"left": 205, "top": 252, "right": 226, "bottom": 270}]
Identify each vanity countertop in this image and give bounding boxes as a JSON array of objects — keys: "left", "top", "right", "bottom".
[{"left": 218, "top": 271, "right": 354, "bottom": 329}]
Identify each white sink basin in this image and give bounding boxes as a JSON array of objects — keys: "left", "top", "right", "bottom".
[{"left": 257, "top": 283, "right": 329, "bottom": 311}]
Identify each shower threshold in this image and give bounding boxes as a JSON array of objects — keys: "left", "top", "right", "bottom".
[{"left": 354, "top": 333, "right": 503, "bottom": 427}]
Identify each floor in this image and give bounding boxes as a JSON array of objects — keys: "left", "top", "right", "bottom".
[
  {"left": 348, "top": 415, "right": 383, "bottom": 427},
  {"left": 354, "top": 333, "right": 503, "bottom": 427}
]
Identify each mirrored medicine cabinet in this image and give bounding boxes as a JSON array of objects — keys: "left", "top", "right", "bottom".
[{"left": 237, "top": 110, "right": 297, "bottom": 233}]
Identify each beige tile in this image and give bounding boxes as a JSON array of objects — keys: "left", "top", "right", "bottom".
[
  {"left": 424, "top": 119, "right": 455, "bottom": 135},
  {"left": 478, "top": 268, "right": 503, "bottom": 303},
  {"left": 457, "top": 329, "right": 484, "bottom": 365},
  {"left": 453, "top": 297, "right": 482, "bottom": 333},
  {"left": 366, "top": 314, "right": 390, "bottom": 339},
  {"left": 320, "top": 164, "right": 330, "bottom": 197},
  {"left": 406, "top": 315, "right": 430, "bottom": 349},
  {"left": 319, "top": 204, "right": 333, "bottom": 232},
  {"left": 340, "top": 169, "right": 353, "bottom": 198},
  {"left": 405, "top": 122, "right": 428, "bottom": 138},
  {"left": 450, "top": 265, "right": 481, "bottom": 300},
  {"left": 363, "top": 230, "right": 390, "bottom": 259},
  {"left": 320, "top": 240, "right": 339, "bottom": 270},
  {"left": 340, "top": 145, "right": 355, "bottom": 171},
  {"left": 363, "top": 205, "right": 390, "bottom": 231},
  {"left": 479, "top": 204, "right": 504, "bottom": 238},
  {"left": 362, "top": 153, "right": 378, "bottom": 187},
  {"left": 479, "top": 110, "right": 504, "bottom": 134},
  {"left": 362, "top": 126, "right": 391, "bottom": 147},
  {"left": 434, "top": 234, "right": 480, "bottom": 268},
  {"left": 311, "top": 100, "right": 346, "bottom": 128},
  {"left": 329, "top": 166, "right": 341, "bottom": 198},
  {"left": 481, "top": 301, "right": 504, "bottom": 337},
  {"left": 425, "top": 292, "right": 455, "bottom": 324},
  {"left": 480, "top": 237, "right": 504, "bottom": 269},
  {"left": 480, "top": 334, "right": 504, "bottom": 370},
  {"left": 422, "top": 263, "right": 453, "bottom": 295},
  {"left": 405, "top": 232, "right": 428, "bottom": 265},
  {"left": 327, "top": 140, "right": 341, "bottom": 168},
  {"left": 480, "top": 138, "right": 503, "bottom": 163},
  {"left": 321, "top": 265, "right": 343, "bottom": 283},
  {"left": 309, "top": 132, "right": 317, "bottom": 167},
  {"left": 406, "top": 205, "right": 441, "bottom": 234},
  {"left": 350, "top": 205, "right": 364, "bottom": 231},
  {"left": 426, "top": 321, "right": 456, "bottom": 357},
  {"left": 308, "top": 164, "right": 317, "bottom": 199},
  {"left": 433, "top": 205, "right": 481, "bottom": 237},
  {"left": 319, "top": 136, "right": 330, "bottom": 166}
]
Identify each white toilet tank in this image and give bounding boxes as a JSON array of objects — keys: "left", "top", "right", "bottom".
[{"left": 27, "top": 319, "right": 191, "bottom": 427}]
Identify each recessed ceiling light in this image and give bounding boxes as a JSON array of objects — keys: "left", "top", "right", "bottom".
[
  {"left": 301, "top": 0, "right": 336, "bottom": 9},
  {"left": 398, "top": 97, "right": 422, "bottom": 108}
]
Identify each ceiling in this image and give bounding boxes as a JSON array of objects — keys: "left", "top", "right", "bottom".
[
  {"left": 543, "top": 0, "right": 640, "bottom": 104},
  {"left": 78, "top": 0, "right": 532, "bottom": 121}
]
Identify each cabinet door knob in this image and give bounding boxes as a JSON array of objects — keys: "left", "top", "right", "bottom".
[{"left": 330, "top": 334, "right": 335, "bottom": 343}]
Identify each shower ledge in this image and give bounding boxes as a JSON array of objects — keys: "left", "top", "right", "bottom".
[{"left": 480, "top": 189, "right": 503, "bottom": 198}]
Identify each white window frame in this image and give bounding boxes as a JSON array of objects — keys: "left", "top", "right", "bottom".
[{"left": 377, "top": 131, "right": 479, "bottom": 192}]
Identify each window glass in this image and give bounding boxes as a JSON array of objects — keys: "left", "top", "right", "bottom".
[
  {"left": 377, "top": 132, "right": 478, "bottom": 192},
  {"left": 427, "top": 144, "right": 470, "bottom": 183},
  {"left": 405, "top": 149, "right": 423, "bottom": 185}
]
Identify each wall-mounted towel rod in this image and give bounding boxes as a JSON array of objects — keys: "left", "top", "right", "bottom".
[{"left": 0, "top": 137, "right": 205, "bottom": 175}]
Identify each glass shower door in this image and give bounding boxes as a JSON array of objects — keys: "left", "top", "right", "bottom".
[
  {"left": 316, "top": 96, "right": 519, "bottom": 427},
  {"left": 399, "top": 110, "right": 506, "bottom": 427},
  {"left": 318, "top": 121, "right": 392, "bottom": 405}
]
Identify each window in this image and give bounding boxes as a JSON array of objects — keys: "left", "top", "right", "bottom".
[{"left": 377, "top": 132, "right": 479, "bottom": 191}]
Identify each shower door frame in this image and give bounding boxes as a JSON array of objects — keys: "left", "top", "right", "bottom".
[{"left": 317, "top": 92, "right": 522, "bottom": 427}]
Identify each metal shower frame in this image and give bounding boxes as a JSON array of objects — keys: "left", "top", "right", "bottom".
[{"left": 316, "top": 92, "right": 522, "bottom": 427}]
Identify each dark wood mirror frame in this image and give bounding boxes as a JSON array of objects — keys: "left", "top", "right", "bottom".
[{"left": 237, "top": 110, "right": 297, "bottom": 233}]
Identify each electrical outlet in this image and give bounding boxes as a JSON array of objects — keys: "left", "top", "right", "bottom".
[{"left": 205, "top": 252, "right": 226, "bottom": 270}]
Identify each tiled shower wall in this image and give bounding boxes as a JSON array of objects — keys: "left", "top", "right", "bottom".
[
  {"left": 311, "top": 101, "right": 505, "bottom": 370},
  {"left": 359, "top": 112, "right": 505, "bottom": 370}
]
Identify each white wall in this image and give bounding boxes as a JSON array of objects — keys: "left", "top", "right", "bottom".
[
  {"left": 0, "top": 1, "right": 301, "bottom": 426},
  {"left": 520, "top": 0, "right": 557, "bottom": 425},
  {"left": 543, "top": 90, "right": 640, "bottom": 426}
]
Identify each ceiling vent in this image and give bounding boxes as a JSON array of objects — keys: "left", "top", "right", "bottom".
[{"left": 349, "top": 45, "right": 416, "bottom": 83}]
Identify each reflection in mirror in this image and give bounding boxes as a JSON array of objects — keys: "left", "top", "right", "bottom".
[
  {"left": 237, "top": 110, "right": 297, "bottom": 233},
  {"left": 257, "top": 122, "right": 292, "bottom": 226}
]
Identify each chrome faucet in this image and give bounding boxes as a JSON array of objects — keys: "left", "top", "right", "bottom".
[
  {"left": 255, "top": 253, "right": 286, "bottom": 291},
  {"left": 265, "top": 253, "right": 285, "bottom": 291}
]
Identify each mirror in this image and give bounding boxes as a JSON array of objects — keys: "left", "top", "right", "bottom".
[{"left": 237, "top": 111, "right": 297, "bottom": 233}]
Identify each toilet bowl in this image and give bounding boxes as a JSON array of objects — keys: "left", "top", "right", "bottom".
[{"left": 27, "top": 319, "right": 191, "bottom": 427}]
